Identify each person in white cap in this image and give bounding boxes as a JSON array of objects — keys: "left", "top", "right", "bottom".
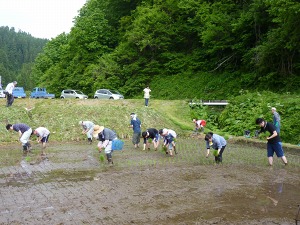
[
  {"left": 271, "top": 107, "right": 281, "bottom": 134},
  {"left": 159, "top": 128, "right": 177, "bottom": 156},
  {"left": 93, "top": 125, "right": 118, "bottom": 164},
  {"left": 79, "top": 121, "right": 95, "bottom": 144},
  {"left": 4, "top": 81, "right": 17, "bottom": 107}
]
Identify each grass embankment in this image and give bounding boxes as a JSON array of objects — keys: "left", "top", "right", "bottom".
[
  {"left": 1, "top": 98, "right": 299, "bottom": 150},
  {"left": 0, "top": 98, "right": 192, "bottom": 143}
]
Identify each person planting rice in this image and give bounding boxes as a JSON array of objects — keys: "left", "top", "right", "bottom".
[
  {"left": 159, "top": 128, "right": 177, "bottom": 156},
  {"left": 33, "top": 127, "right": 50, "bottom": 159},
  {"left": 192, "top": 119, "right": 206, "bottom": 132},
  {"left": 79, "top": 121, "right": 95, "bottom": 144},
  {"left": 142, "top": 128, "right": 160, "bottom": 151},
  {"left": 255, "top": 118, "right": 287, "bottom": 166},
  {"left": 6, "top": 123, "right": 32, "bottom": 155},
  {"left": 205, "top": 132, "right": 226, "bottom": 163},
  {"left": 93, "top": 125, "right": 118, "bottom": 164}
]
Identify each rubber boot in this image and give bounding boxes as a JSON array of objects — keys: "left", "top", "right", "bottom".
[
  {"left": 88, "top": 138, "right": 92, "bottom": 144},
  {"left": 23, "top": 145, "right": 28, "bottom": 156},
  {"left": 174, "top": 145, "right": 178, "bottom": 155},
  {"left": 26, "top": 142, "right": 32, "bottom": 152},
  {"left": 106, "top": 153, "right": 113, "bottom": 164}
]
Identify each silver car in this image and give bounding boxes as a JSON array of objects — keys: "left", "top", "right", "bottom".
[
  {"left": 60, "top": 89, "right": 88, "bottom": 99},
  {"left": 94, "top": 89, "right": 124, "bottom": 100}
]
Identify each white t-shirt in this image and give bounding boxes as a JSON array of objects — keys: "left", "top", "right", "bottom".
[
  {"left": 143, "top": 88, "right": 151, "bottom": 98},
  {"left": 35, "top": 127, "right": 50, "bottom": 137},
  {"left": 5, "top": 82, "right": 15, "bottom": 94},
  {"left": 168, "top": 129, "right": 177, "bottom": 138}
]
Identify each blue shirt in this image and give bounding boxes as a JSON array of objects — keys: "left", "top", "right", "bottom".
[
  {"left": 131, "top": 118, "right": 141, "bottom": 133},
  {"left": 206, "top": 134, "right": 227, "bottom": 150},
  {"left": 13, "top": 123, "right": 30, "bottom": 133}
]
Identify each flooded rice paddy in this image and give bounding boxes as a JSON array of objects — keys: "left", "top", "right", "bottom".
[{"left": 0, "top": 139, "right": 299, "bottom": 225}]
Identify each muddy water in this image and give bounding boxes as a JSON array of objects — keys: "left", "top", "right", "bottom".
[{"left": 0, "top": 141, "right": 299, "bottom": 225}]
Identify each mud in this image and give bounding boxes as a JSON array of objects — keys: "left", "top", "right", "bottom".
[{"left": 0, "top": 140, "right": 299, "bottom": 225}]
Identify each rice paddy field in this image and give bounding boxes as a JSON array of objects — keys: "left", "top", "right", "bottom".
[{"left": 0, "top": 98, "right": 299, "bottom": 224}]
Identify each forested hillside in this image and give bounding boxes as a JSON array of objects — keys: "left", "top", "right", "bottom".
[
  {"left": 30, "top": 0, "right": 300, "bottom": 98},
  {"left": 0, "top": 26, "right": 48, "bottom": 89}
]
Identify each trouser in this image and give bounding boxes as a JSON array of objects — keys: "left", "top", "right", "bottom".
[
  {"left": 215, "top": 145, "right": 226, "bottom": 163},
  {"left": 6, "top": 93, "right": 14, "bottom": 107},
  {"left": 145, "top": 98, "right": 149, "bottom": 106},
  {"left": 86, "top": 126, "right": 94, "bottom": 139},
  {"left": 132, "top": 132, "right": 141, "bottom": 145},
  {"left": 20, "top": 128, "right": 32, "bottom": 147}
]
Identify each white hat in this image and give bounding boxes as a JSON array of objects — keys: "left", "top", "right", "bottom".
[
  {"left": 162, "top": 128, "right": 168, "bottom": 136},
  {"left": 271, "top": 107, "right": 276, "bottom": 111}
]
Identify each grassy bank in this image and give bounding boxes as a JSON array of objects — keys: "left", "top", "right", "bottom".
[
  {"left": 0, "top": 98, "right": 192, "bottom": 143},
  {"left": 1, "top": 98, "right": 299, "bottom": 152}
]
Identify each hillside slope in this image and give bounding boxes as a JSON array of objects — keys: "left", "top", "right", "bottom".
[{"left": 0, "top": 99, "right": 192, "bottom": 143}]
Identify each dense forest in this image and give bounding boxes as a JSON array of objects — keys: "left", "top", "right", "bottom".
[
  {"left": 0, "top": 0, "right": 299, "bottom": 99},
  {"left": 0, "top": 26, "right": 48, "bottom": 90},
  {"left": 29, "top": 0, "right": 300, "bottom": 99},
  {"left": 0, "top": 0, "right": 299, "bottom": 144}
]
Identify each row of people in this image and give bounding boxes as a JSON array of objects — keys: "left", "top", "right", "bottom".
[
  {"left": 5, "top": 123, "right": 50, "bottom": 159},
  {"left": 5, "top": 115, "right": 286, "bottom": 166},
  {"left": 127, "top": 113, "right": 178, "bottom": 156}
]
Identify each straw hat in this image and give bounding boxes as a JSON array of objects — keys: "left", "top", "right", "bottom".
[{"left": 92, "top": 125, "right": 104, "bottom": 138}]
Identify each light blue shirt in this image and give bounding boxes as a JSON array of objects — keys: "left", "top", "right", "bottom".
[{"left": 206, "top": 134, "right": 227, "bottom": 150}]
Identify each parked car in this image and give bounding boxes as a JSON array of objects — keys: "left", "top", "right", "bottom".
[
  {"left": 13, "top": 87, "right": 26, "bottom": 98},
  {"left": 30, "top": 87, "right": 55, "bottom": 99},
  {"left": 94, "top": 89, "right": 124, "bottom": 100},
  {"left": 0, "top": 88, "right": 5, "bottom": 98},
  {"left": 60, "top": 89, "right": 88, "bottom": 99}
]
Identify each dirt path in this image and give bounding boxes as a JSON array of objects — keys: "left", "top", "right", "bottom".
[{"left": 0, "top": 140, "right": 299, "bottom": 225}]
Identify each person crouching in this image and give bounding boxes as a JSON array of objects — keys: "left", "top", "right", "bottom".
[
  {"left": 205, "top": 132, "right": 226, "bottom": 164},
  {"left": 159, "top": 128, "right": 177, "bottom": 156},
  {"left": 93, "top": 125, "right": 117, "bottom": 164}
]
